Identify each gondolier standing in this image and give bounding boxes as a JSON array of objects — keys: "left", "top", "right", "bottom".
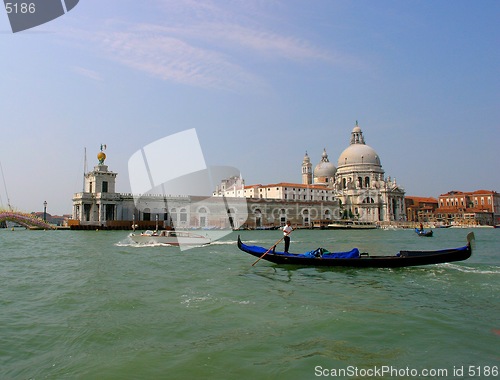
[{"left": 283, "top": 221, "right": 293, "bottom": 253}]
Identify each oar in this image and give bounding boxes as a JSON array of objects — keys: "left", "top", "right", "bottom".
[{"left": 251, "top": 228, "right": 294, "bottom": 266}]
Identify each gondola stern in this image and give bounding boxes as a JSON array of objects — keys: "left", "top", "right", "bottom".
[
  {"left": 237, "top": 235, "right": 245, "bottom": 250},
  {"left": 466, "top": 232, "right": 475, "bottom": 251}
]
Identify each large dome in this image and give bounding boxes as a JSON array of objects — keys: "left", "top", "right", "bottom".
[
  {"left": 337, "top": 143, "right": 381, "bottom": 167},
  {"left": 337, "top": 124, "right": 382, "bottom": 167}
]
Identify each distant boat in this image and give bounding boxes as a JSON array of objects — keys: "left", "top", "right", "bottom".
[
  {"left": 435, "top": 223, "right": 451, "bottom": 228},
  {"left": 129, "top": 230, "right": 211, "bottom": 246},
  {"left": 415, "top": 228, "right": 433, "bottom": 237},
  {"left": 327, "top": 220, "right": 377, "bottom": 230}
]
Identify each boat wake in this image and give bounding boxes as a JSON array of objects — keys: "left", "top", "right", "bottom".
[
  {"left": 115, "top": 240, "right": 176, "bottom": 248},
  {"left": 441, "top": 263, "right": 500, "bottom": 275},
  {"left": 209, "top": 240, "right": 237, "bottom": 246},
  {"left": 115, "top": 236, "right": 213, "bottom": 249}
]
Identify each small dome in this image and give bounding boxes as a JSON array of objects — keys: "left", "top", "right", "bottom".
[
  {"left": 314, "top": 149, "right": 336, "bottom": 178},
  {"left": 315, "top": 161, "right": 337, "bottom": 178}
]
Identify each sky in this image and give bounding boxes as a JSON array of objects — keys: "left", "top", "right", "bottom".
[{"left": 0, "top": 0, "right": 499, "bottom": 215}]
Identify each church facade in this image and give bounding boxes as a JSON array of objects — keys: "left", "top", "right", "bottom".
[
  {"left": 301, "top": 123, "right": 406, "bottom": 222},
  {"left": 214, "top": 123, "right": 406, "bottom": 223}
]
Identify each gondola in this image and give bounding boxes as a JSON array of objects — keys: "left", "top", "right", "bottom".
[
  {"left": 238, "top": 232, "right": 474, "bottom": 268},
  {"left": 415, "top": 228, "right": 433, "bottom": 237}
]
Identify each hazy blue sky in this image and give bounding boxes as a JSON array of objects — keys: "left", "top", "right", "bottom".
[{"left": 1, "top": 0, "right": 499, "bottom": 215}]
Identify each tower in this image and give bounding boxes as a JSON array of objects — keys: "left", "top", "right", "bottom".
[
  {"left": 302, "top": 152, "right": 313, "bottom": 185},
  {"left": 73, "top": 146, "right": 119, "bottom": 224}
]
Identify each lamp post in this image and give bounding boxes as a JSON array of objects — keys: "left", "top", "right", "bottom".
[{"left": 43, "top": 201, "right": 47, "bottom": 221}]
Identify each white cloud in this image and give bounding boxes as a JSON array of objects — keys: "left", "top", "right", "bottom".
[
  {"left": 72, "top": 66, "right": 103, "bottom": 81},
  {"left": 183, "top": 22, "right": 335, "bottom": 62},
  {"left": 97, "top": 25, "right": 262, "bottom": 90}
]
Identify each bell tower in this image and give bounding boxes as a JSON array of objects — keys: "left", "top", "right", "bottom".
[{"left": 302, "top": 152, "right": 313, "bottom": 185}]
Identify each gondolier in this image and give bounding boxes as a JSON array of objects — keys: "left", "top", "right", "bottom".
[{"left": 283, "top": 221, "right": 293, "bottom": 253}]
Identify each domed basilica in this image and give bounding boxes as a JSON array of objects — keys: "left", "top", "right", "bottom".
[{"left": 302, "top": 122, "right": 406, "bottom": 222}]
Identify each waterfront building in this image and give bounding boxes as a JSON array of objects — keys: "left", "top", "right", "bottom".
[
  {"left": 242, "top": 183, "right": 336, "bottom": 202},
  {"left": 405, "top": 196, "right": 439, "bottom": 223},
  {"left": 213, "top": 175, "right": 246, "bottom": 197},
  {"left": 71, "top": 151, "right": 249, "bottom": 229},
  {"left": 212, "top": 181, "right": 340, "bottom": 227},
  {"left": 244, "top": 198, "right": 338, "bottom": 229},
  {"left": 73, "top": 162, "right": 123, "bottom": 224},
  {"left": 435, "top": 190, "right": 500, "bottom": 226}
]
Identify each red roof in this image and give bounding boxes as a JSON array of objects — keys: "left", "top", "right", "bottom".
[
  {"left": 440, "top": 190, "right": 498, "bottom": 197},
  {"left": 406, "top": 196, "right": 438, "bottom": 203},
  {"left": 245, "top": 182, "right": 333, "bottom": 190}
]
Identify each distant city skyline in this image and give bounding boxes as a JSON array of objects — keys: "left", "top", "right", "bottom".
[{"left": 1, "top": 0, "right": 499, "bottom": 215}]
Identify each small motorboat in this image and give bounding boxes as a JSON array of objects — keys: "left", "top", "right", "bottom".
[
  {"left": 129, "top": 230, "right": 211, "bottom": 246},
  {"left": 415, "top": 228, "right": 433, "bottom": 237},
  {"left": 238, "top": 232, "right": 474, "bottom": 268},
  {"left": 327, "top": 220, "right": 377, "bottom": 229}
]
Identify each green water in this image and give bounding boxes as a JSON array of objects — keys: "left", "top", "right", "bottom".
[{"left": 1, "top": 228, "right": 499, "bottom": 379}]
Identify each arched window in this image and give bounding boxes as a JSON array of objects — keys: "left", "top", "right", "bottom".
[
  {"left": 254, "top": 208, "right": 262, "bottom": 228},
  {"left": 324, "top": 209, "right": 331, "bottom": 220},
  {"left": 180, "top": 208, "right": 187, "bottom": 222},
  {"left": 302, "top": 209, "right": 309, "bottom": 226},
  {"left": 198, "top": 207, "right": 208, "bottom": 228},
  {"left": 280, "top": 208, "right": 287, "bottom": 225}
]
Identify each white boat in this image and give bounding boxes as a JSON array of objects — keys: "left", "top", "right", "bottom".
[
  {"left": 327, "top": 220, "right": 377, "bottom": 230},
  {"left": 129, "top": 230, "right": 211, "bottom": 246}
]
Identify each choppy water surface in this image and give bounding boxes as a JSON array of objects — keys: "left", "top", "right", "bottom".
[{"left": 1, "top": 228, "right": 499, "bottom": 379}]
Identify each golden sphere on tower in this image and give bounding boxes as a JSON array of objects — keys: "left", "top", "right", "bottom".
[{"left": 97, "top": 151, "right": 106, "bottom": 164}]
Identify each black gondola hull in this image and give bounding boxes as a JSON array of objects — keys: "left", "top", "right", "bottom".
[
  {"left": 415, "top": 228, "right": 433, "bottom": 237},
  {"left": 238, "top": 234, "right": 473, "bottom": 268}
]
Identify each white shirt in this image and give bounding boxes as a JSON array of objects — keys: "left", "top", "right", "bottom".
[{"left": 283, "top": 224, "right": 292, "bottom": 236}]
